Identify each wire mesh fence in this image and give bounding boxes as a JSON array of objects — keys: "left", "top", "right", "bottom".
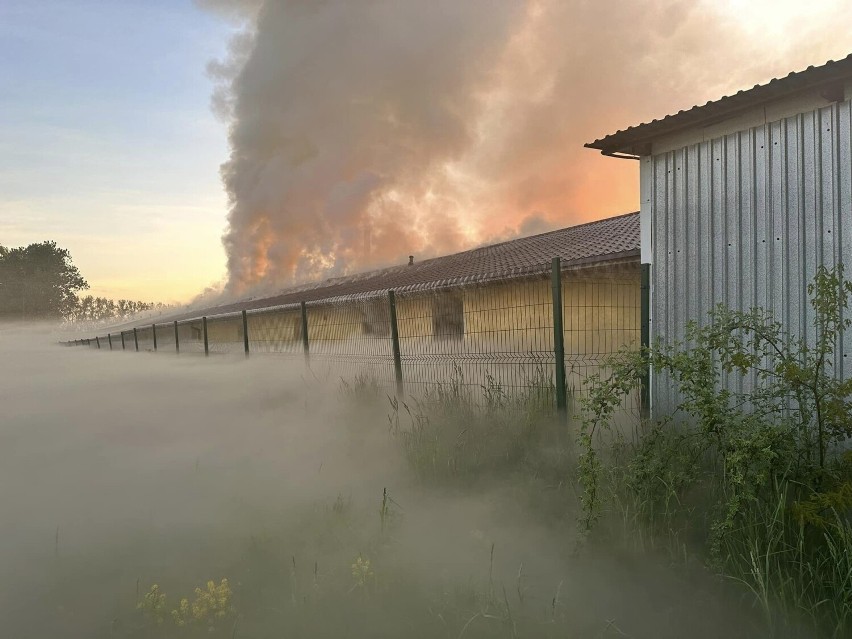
[
  {"left": 396, "top": 276, "right": 556, "bottom": 397},
  {"left": 67, "top": 259, "right": 646, "bottom": 421}
]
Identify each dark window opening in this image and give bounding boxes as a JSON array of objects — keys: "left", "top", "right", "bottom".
[
  {"left": 432, "top": 292, "right": 464, "bottom": 340},
  {"left": 362, "top": 299, "right": 390, "bottom": 336}
]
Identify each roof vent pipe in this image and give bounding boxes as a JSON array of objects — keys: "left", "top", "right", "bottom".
[{"left": 408, "top": 255, "right": 414, "bottom": 265}]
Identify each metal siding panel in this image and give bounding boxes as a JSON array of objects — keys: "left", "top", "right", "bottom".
[
  {"left": 821, "top": 106, "right": 837, "bottom": 262},
  {"left": 838, "top": 102, "right": 852, "bottom": 374},
  {"left": 672, "top": 149, "right": 692, "bottom": 333},
  {"left": 726, "top": 132, "right": 741, "bottom": 312},
  {"left": 784, "top": 116, "right": 803, "bottom": 345},
  {"left": 653, "top": 154, "right": 668, "bottom": 343},
  {"left": 666, "top": 152, "right": 677, "bottom": 345},
  {"left": 768, "top": 120, "right": 784, "bottom": 330},
  {"left": 739, "top": 130, "right": 755, "bottom": 312},
  {"left": 802, "top": 110, "right": 820, "bottom": 346},
  {"left": 649, "top": 100, "right": 852, "bottom": 419},
  {"left": 687, "top": 143, "right": 701, "bottom": 326},
  {"left": 699, "top": 140, "right": 713, "bottom": 324},
  {"left": 754, "top": 125, "right": 769, "bottom": 315},
  {"left": 736, "top": 130, "right": 756, "bottom": 393},
  {"left": 824, "top": 105, "right": 842, "bottom": 373},
  {"left": 724, "top": 133, "right": 741, "bottom": 394},
  {"left": 712, "top": 137, "right": 726, "bottom": 312},
  {"left": 640, "top": 156, "right": 654, "bottom": 264}
]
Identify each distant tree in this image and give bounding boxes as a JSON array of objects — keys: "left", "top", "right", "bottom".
[
  {"left": 0, "top": 241, "right": 89, "bottom": 320},
  {"left": 65, "top": 296, "right": 170, "bottom": 324}
]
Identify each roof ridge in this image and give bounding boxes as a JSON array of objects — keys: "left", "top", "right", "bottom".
[{"left": 414, "top": 210, "right": 640, "bottom": 264}]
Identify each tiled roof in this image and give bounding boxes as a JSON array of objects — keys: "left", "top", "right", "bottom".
[
  {"left": 160, "top": 211, "right": 639, "bottom": 323},
  {"left": 586, "top": 53, "right": 852, "bottom": 156}
]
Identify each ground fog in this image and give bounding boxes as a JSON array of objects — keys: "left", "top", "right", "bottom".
[{"left": 1, "top": 326, "right": 763, "bottom": 638}]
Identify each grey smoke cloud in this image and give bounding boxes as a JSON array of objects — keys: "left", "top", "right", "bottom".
[{"left": 202, "top": 0, "right": 852, "bottom": 296}]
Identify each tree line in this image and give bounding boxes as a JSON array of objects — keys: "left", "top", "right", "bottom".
[{"left": 0, "top": 241, "right": 168, "bottom": 323}]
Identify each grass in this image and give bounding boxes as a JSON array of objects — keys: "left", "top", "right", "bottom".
[{"left": 589, "top": 428, "right": 852, "bottom": 639}]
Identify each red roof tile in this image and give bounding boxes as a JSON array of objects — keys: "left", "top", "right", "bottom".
[{"left": 153, "top": 211, "right": 639, "bottom": 323}]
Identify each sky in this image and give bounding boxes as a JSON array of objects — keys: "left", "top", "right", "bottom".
[
  {"left": 0, "top": 0, "right": 233, "bottom": 302},
  {"left": 2, "top": 0, "right": 852, "bottom": 304}
]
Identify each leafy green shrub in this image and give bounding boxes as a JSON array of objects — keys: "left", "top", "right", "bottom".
[{"left": 578, "top": 265, "right": 852, "bottom": 635}]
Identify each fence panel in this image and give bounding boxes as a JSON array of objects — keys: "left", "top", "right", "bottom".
[
  {"left": 205, "top": 314, "right": 244, "bottom": 355},
  {"left": 70, "top": 261, "right": 644, "bottom": 423},
  {"left": 135, "top": 326, "right": 155, "bottom": 352},
  {"left": 246, "top": 305, "right": 304, "bottom": 355},
  {"left": 562, "top": 268, "right": 643, "bottom": 422},
  {"left": 175, "top": 319, "right": 205, "bottom": 354},
  {"left": 396, "top": 274, "right": 556, "bottom": 404},
  {"left": 304, "top": 293, "right": 396, "bottom": 390}
]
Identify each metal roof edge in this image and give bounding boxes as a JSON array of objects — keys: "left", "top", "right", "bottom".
[{"left": 586, "top": 53, "right": 852, "bottom": 154}]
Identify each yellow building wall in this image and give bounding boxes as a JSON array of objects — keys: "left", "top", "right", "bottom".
[
  {"left": 247, "top": 310, "right": 302, "bottom": 350},
  {"left": 168, "top": 265, "right": 640, "bottom": 371}
]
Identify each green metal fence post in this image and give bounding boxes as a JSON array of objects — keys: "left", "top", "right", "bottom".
[
  {"left": 108, "top": 333, "right": 113, "bottom": 350},
  {"left": 202, "top": 316, "right": 209, "bottom": 356},
  {"left": 152, "top": 324, "right": 157, "bottom": 351},
  {"left": 242, "top": 310, "right": 250, "bottom": 357},
  {"left": 133, "top": 328, "right": 139, "bottom": 352},
  {"left": 121, "top": 332, "right": 126, "bottom": 350},
  {"left": 388, "top": 290, "right": 404, "bottom": 397},
  {"left": 640, "top": 263, "right": 651, "bottom": 419},
  {"left": 551, "top": 257, "right": 568, "bottom": 420},
  {"left": 300, "top": 302, "right": 310, "bottom": 365},
  {"left": 174, "top": 321, "right": 180, "bottom": 354}
]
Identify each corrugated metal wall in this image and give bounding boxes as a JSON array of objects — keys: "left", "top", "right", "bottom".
[{"left": 642, "top": 99, "right": 852, "bottom": 413}]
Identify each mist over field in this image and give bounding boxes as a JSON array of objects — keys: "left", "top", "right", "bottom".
[{"left": 2, "top": 327, "right": 768, "bottom": 638}]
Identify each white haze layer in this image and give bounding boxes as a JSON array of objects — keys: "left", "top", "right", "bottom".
[{"left": 2, "top": 326, "right": 770, "bottom": 637}]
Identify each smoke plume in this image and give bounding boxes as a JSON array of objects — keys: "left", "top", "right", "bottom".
[{"left": 202, "top": 0, "right": 852, "bottom": 295}]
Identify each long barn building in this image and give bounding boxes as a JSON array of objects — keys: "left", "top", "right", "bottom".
[{"left": 115, "top": 213, "right": 641, "bottom": 402}]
